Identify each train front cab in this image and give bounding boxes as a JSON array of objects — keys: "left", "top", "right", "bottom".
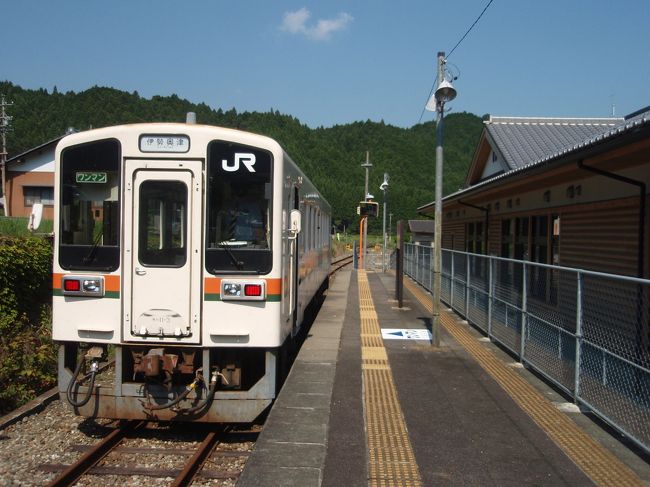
[{"left": 53, "top": 126, "right": 324, "bottom": 423}]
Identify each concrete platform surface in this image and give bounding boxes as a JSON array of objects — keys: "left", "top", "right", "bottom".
[{"left": 239, "top": 268, "right": 650, "bottom": 487}]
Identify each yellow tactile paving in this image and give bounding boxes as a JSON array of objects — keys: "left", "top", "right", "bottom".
[
  {"left": 403, "top": 277, "right": 645, "bottom": 487},
  {"left": 358, "top": 270, "right": 423, "bottom": 487}
]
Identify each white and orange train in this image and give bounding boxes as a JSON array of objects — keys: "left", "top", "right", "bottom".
[{"left": 52, "top": 116, "right": 331, "bottom": 422}]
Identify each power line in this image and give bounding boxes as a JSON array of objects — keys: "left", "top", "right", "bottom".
[
  {"left": 417, "top": 0, "right": 495, "bottom": 124},
  {"left": 447, "top": 0, "right": 494, "bottom": 59},
  {"left": 1, "top": 95, "right": 14, "bottom": 216}
]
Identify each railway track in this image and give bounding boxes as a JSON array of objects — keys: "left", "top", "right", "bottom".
[
  {"left": 40, "top": 420, "right": 258, "bottom": 486},
  {"left": 330, "top": 253, "right": 353, "bottom": 276},
  {"left": 0, "top": 256, "right": 351, "bottom": 486}
]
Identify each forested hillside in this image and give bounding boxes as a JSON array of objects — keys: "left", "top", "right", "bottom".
[{"left": 0, "top": 81, "right": 485, "bottom": 232}]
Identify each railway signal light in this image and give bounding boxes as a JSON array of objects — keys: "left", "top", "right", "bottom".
[{"left": 358, "top": 201, "right": 379, "bottom": 218}]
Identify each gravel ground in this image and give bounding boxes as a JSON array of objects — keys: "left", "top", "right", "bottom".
[{"left": 0, "top": 399, "right": 256, "bottom": 486}]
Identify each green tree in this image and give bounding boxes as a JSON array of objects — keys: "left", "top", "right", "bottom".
[{"left": 0, "top": 81, "right": 484, "bottom": 228}]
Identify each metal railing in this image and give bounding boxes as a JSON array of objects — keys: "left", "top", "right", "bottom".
[{"left": 404, "top": 243, "right": 650, "bottom": 455}]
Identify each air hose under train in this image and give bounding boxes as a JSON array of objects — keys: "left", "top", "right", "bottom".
[
  {"left": 142, "top": 369, "right": 223, "bottom": 415},
  {"left": 66, "top": 359, "right": 99, "bottom": 407},
  {"left": 143, "top": 375, "right": 202, "bottom": 411},
  {"left": 176, "top": 370, "right": 221, "bottom": 415}
]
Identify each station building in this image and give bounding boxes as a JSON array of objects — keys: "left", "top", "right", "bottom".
[{"left": 418, "top": 107, "right": 650, "bottom": 280}]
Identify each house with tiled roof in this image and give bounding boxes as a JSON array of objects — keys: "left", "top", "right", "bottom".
[
  {"left": 408, "top": 219, "right": 435, "bottom": 245},
  {"left": 3, "top": 134, "right": 68, "bottom": 219},
  {"left": 418, "top": 108, "right": 650, "bottom": 279}
]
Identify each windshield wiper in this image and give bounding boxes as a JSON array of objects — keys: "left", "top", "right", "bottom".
[
  {"left": 82, "top": 230, "right": 104, "bottom": 265},
  {"left": 218, "top": 242, "right": 244, "bottom": 270}
]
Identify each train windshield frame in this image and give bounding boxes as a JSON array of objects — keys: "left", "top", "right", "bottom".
[
  {"left": 58, "top": 139, "right": 121, "bottom": 271},
  {"left": 205, "top": 140, "right": 273, "bottom": 274}
]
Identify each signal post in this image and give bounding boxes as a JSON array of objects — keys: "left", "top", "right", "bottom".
[{"left": 357, "top": 200, "right": 378, "bottom": 269}]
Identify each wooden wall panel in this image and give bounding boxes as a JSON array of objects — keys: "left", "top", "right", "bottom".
[
  {"left": 488, "top": 218, "right": 501, "bottom": 256},
  {"left": 561, "top": 199, "right": 640, "bottom": 277},
  {"left": 441, "top": 221, "right": 465, "bottom": 250}
]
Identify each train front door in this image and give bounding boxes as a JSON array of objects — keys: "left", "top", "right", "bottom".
[{"left": 123, "top": 160, "right": 202, "bottom": 343}]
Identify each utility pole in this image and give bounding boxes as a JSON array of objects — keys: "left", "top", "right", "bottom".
[
  {"left": 361, "top": 151, "right": 372, "bottom": 269},
  {"left": 431, "top": 52, "right": 446, "bottom": 347},
  {"left": 363, "top": 151, "right": 371, "bottom": 200},
  {"left": 0, "top": 95, "right": 13, "bottom": 217},
  {"left": 425, "top": 51, "right": 457, "bottom": 346}
]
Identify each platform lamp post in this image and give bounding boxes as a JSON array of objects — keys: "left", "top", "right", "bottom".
[
  {"left": 380, "top": 173, "right": 389, "bottom": 272},
  {"left": 425, "top": 51, "right": 457, "bottom": 347},
  {"left": 361, "top": 151, "right": 372, "bottom": 269}
]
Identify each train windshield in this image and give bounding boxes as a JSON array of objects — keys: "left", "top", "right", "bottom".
[
  {"left": 58, "top": 139, "right": 121, "bottom": 271},
  {"left": 206, "top": 141, "right": 272, "bottom": 274}
]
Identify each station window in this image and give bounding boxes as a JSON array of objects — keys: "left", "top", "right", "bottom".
[
  {"left": 466, "top": 221, "right": 485, "bottom": 255},
  {"left": 500, "top": 219, "right": 513, "bottom": 258},
  {"left": 499, "top": 214, "right": 560, "bottom": 304},
  {"left": 529, "top": 214, "right": 560, "bottom": 304},
  {"left": 467, "top": 221, "right": 486, "bottom": 278}
]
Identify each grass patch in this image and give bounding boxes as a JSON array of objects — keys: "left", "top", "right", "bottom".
[{"left": 0, "top": 216, "right": 53, "bottom": 237}]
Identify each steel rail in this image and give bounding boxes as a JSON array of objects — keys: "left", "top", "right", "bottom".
[
  {"left": 331, "top": 254, "right": 353, "bottom": 266},
  {"left": 170, "top": 426, "right": 227, "bottom": 487},
  {"left": 46, "top": 420, "right": 143, "bottom": 487},
  {"left": 330, "top": 254, "right": 353, "bottom": 276}
]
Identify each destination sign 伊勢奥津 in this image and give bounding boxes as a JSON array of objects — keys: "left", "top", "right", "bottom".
[{"left": 139, "top": 134, "right": 190, "bottom": 153}]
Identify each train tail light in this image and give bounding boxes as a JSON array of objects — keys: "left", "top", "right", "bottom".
[
  {"left": 244, "top": 284, "right": 262, "bottom": 297},
  {"left": 220, "top": 280, "right": 266, "bottom": 301},
  {"left": 64, "top": 279, "right": 81, "bottom": 292}
]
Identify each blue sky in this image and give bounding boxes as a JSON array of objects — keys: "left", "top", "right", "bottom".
[{"left": 2, "top": 1, "right": 649, "bottom": 128}]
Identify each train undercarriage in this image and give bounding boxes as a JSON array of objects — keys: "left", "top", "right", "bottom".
[{"left": 58, "top": 343, "right": 279, "bottom": 423}]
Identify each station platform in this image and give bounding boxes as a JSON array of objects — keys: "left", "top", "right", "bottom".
[{"left": 238, "top": 268, "right": 650, "bottom": 487}]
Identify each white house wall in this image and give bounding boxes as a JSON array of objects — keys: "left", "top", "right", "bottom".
[
  {"left": 481, "top": 149, "right": 508, "bottom": 179},
  {"left": 9, "top": 148, "right": 55, "bottom": 173}
]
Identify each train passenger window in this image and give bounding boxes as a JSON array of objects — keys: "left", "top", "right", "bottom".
[
  {"left": 59, "top": 139, "right": 121, "bottom": 271},
  {"left": 206, "top": 141, "right": 272, "bottom": 274},
  {"left": 138, "top": 180, "right": 187, "bottom": 267}
]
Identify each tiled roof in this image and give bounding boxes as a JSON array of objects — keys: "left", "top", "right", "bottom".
[
  {"left": 408, "top": 219, "right": 435, "bottom": 234},
  {"left": 486, "top": 116, "right": 622, "bottom": 170},
  {"left": 418, "top": 107, "right": 650, "bottom": 211}
]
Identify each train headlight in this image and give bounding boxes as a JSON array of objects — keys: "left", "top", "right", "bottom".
[
  {"left": 83, "top": 279, "right": 101, "bottom": 293},
  {"left": 220, "top": 280, "right": 266, "bottom": 301},
  {"left": 223, "top": 282, "right": 242, "bottom": 297}
]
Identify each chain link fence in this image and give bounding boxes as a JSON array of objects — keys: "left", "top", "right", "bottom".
[{"left": 403, "top": 243, "right": 650, "bottom": 455}]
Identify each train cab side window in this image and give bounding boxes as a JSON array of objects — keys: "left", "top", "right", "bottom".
[
  {"left": 206, "top": 141, "right": 273, "bottom": 274},
  {"left": 59, "top": 139, "right": 121, "bottom": 271}
]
